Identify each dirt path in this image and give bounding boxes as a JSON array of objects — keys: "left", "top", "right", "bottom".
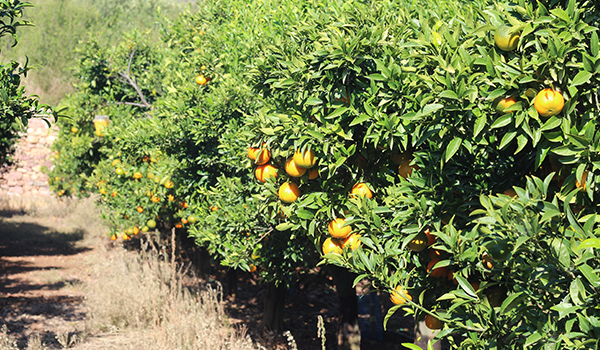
[{"left": 0, "top": 200, "right": 94, "bottom": 349}]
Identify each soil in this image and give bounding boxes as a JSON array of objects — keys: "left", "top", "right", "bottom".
[{"left": 0, "top": 204, "right": 417, "bottom": 350}]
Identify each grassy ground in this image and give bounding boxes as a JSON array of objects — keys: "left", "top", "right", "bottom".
[{"left": 0, "top": 196, "right": 260, "bottom": 350}]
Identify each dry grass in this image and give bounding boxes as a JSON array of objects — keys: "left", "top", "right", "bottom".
[
  {"left": 83, "top": 234, "right": 261, "bottom": 350},
  {"left": 0, "top": 196, "right": 263, "bottom": 350}
]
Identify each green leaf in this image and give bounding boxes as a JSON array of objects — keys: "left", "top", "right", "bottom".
[
  {"left": 490, "top": 114, "right": 512, "bottom": 129},
  {"left": 350, "top": 114, "right": 371, "bottom": 126},
  {"left": 570, "top": 71, "right": 592, "bottom": 87},
  {"left": 296, "top": 209, "right": 314, "bottom": 219},
  {"left": 439, "top": 90, "right": 459, "bottom": 100},
  {"left": 275, "top": 222, "right": 295, "bottom": 231},
  {"left": 577, "top": 238, "right": 600, "bottom": 250},
  {"left": 455, "top": 274, "right": 477, "bottom": 299},
  {"left": 326, "top": 106, "right": 348, "bottom": 120},
  {"left": 444, "top": 137, "right": 463, "bottom": 162},
  {"left": 525, "top": 332, "right": 543, "bottom": 347},
  {"left": 401, "top": 344, "right": 423, "bottom": 350},
  {"left": 473, "top": 115, "right": 487, "bottom": 138},
  {"left": 305, "top": 97, "right": 322, "bottom": 106}
]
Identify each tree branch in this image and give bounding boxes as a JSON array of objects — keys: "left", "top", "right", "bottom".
[{"left": 117, "top": 49, "right": 152, "bottom": 109}]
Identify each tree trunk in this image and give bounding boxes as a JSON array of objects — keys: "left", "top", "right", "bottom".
[
  {"left": 261, "top": 282, "right": 287, "bottom": 331},
  {"left": 225, "top": 268, "right": 238, "bottom": 301},
  {"left": 329, "top": 266, "right": 361, "bottom": 350}
]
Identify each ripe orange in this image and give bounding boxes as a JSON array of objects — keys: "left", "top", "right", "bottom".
[
  {"left": 122, "top": 233, "right": 131, "bottom": 240},
  {"left": 322, "top": 237, "right": 343, "bottom": 255},
  {"left": 195, "top": 75, "right": 208, "bottom": 85},
  {"left": 534, "top": 88, "right": 564, "bottom": 118},
  {"left": 494, "top": 25, "right": 520, "bottom": 51},
  {"left": 424, "top": 314, "right": 444, "bottom": 330},
  {"left": 181, "top": 218, "right": 189, "bottom": 224},
  {"left": 494, "top": 95, "right": 517, "bottom": 114},
  {"left": 398, "top": 159, "right": 419, "bottom": 179},
  {"left": 132, "top": 227, "right": 139, "bottom": 235},
  {"left": 133, "top": 172, "right": 143, "bottom": 179},
  {"left": 428, "top": 248, "right": 442, "bottom": 260},
  {"left": 112, "top": 191, "right": 118, "bottom": 197},
  {"left": 576, "top": 170, "right": 589, "bottom": 190},
  {"left": 168, "top": 194, "right": 175, "bottom": 201},
  {"left": 285, "top": 158, "right": 307, "bottom": 177},
  {"left": 248, "top": 147, "right": 259, "bottom": 160},
  {"left": 482, "top": 253, "right": 494, "bottom": 269},
  {"left": 151, "top": 196, "right": 160, "bottom": 203},
  {"left": 255, "top": 164, "right": 278, "bottom": 182},
  {"left": 136, "top": 206, "right": 144, "bottom": 213},
  {"left": 427, "top": 259, "right": 448, "bottom": 278},
  {"left": 71, "top": 127, "right": 78, "bottom": 133},
  {"left": 110, "top": 234, "right": 117, "bottom": 241},
  {"left": 293, "top": 149, "right": 316, "bottom": 168},
  {"left": 390, "top": 285, "right": 412, "bottom": 305},
  {"left": 425, "top": 228, "right": 436, "bottom": 246},
  {"left": 308, "top": 168, "right": 319, "bottom": 180},
  {"left": 342, "top": 233, "right": 362, "bottom": 251},
  {"left": 254, "top": 148, "right": 271, "bottom": 165},
  {"left": 175, "top": 223, "right": 183, "bottom": 229},
  {"left": 350, "top": 183, "right": 373, "bottom": 199},
  {"left": 164, "top": 180, "right": 174, "bottom": 189},
  {"left": 408, "top": 231, "right": 427, "bottom": 252},
  {"left": 248, "top": 264, "right": 257, "bottom": 273},
  {"left": 210, "top": 206, "right": 219, "bottom": 212},
  {"left": 278, "top": 182, "right": 301, "bottom": 203},
  {"left": 328, "top": 218, "right": 352, "bottom": 239}
]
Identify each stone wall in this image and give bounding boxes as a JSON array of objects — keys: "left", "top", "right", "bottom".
[{"left": 0, "top": 118, "right": 57, "bottom": 197}]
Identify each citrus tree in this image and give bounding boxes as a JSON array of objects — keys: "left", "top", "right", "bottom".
[
  {"left": 246, "top": 0, "right": 600, "bottom": 348},
  {"left": 0, "top": 0, "right": 57, "bottom": 165}
]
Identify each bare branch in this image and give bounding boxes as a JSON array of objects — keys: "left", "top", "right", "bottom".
[{"left": 117, "top": 48, "right": 152, "bottom": 109}]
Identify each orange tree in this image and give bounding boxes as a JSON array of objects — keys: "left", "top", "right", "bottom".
[
  {"left": 47, "top": 0, "right": 326, "bottom": 331},
  {"left": 247, "top": 0, "right": 600, "bottom": 348},
  {"left": 0, "top": 1, "right": 57, "bottom": 165}
]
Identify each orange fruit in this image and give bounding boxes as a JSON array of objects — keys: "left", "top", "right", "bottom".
[
  {"left": 115, "top": 168, "right": 125, "bottom": 176},
  {"left": 427, "top": 259, "right": 448, "bottom": 278},
  {"left": 398, "top": 159, "right": 419, "bottom": 179},
  {"left": 482, "top": 253, "right": 494, "bottom": 269},
  {"left": 328, "top": 218, "right": 352, "bottom": 239},
  {"left": 151, "top": 196, "right": 160, "bottom": 203},
  {"left": 112, "top": 191, "right": 118, "bottom": 197},
  {"left": 254, "top": 148, "right": 271, "bottom": 165},
  {"left": 425, "top": 229, "right": 436, "bottom": 246},
  {"left": 350, "top": 183, "right": 373, "bottom": 199},
  {"left": 164, "top": 180, "right": 174, "bottom": 189},
  {"left": 293, "top": 149, "right": 316, "bottom": 168},
  {"left": 408, "top": 231, "right": 427, "bottom": 252},
  {"left": 494, "top": 95, "right": 517, "bottom": 114},
  {"left": 390, "top": 285, "right": 412, "bottom": 305},
  {"left": 494, "top": 25, "right": 520, "bottom": 51},
  {"left": 576, "top": 170, "right": 589, "bottom": 190},
  {"left": 175, "top": 223, "right": 183, "bottom": 229},
  {"left": 322, "top": 237, "right": 343, "bottom": 255},
  {"left": 147, "top": 219, "right": 157, "bottom": 228},
  {"left": 308, "top": 168, "right": 319, "bottom": 180},
  {"left": 248, "top": 147, "right": 259, "bottom": 160},
  {"left": 428, "top": 248, "right": 442, "bottom": 260},
  {"left": 110, "top": 234, "right": 117, "bottom": 241},
  {"left": 342, "top": 233, "right": 362, "bottom": 251},
  {"left": 133, "top": 172, "right": 143, "bottom": 179},
  {"left": 136, "top": 206, "right": 144, "bottom": 213},
  {"left": 122, "top": 233, "right": 131, "bottom": 240},
  {"left": 168, "top": 194, "right": 175, "bottom": 201},
  {"left": 210, "top": 206, "right": 219, "bottom": 211},
  {"left": 71, "top": 127, "right": 78, "bottom": 133},
  {"left": 424, "top": 314, "right": 444, "bottom": 330},
  {"left": 181, "top": 218, "right": 189, "bottom": 224},
  {"left": 534, "top": 88, "right": 565, "bottom": 118},
  {"left": 132, "top": 227, "right": 139, "bottom": 235},
  {"left": 255, "top": 164, "right": 278, "bottom": 182},
  {"left": 285, "top": 158, "right": 307, "bottom": 177},
  {"left": 278, "top": 182, "right": 301, "bottom": 203},
  {"left": 195, "top": 75, "right": 208, "bottom": 85},
  {"left": 248, "top": 264, "right": 257, "bottom": 273}
]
